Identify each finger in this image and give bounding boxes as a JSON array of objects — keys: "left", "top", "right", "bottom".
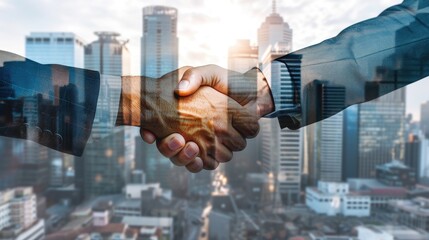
[
  {"left": 213, "top": 144, "right": 233, "bottom": 163},
  {"left": 170, "top": 142, "right": 200, "bottom": 166},
  {"left": 202, "top": 154, "right": 220, "bottom": 170},
  {"left": 186, "top": 157, "right": 204, "bottom": 173},
  {"left": 221, "top": 131, "right": 247, "bottom": 152},
  {"left": 175, "top": 65, "right": 229, "bottom": 97},
  {"left": 156, "top": 133, "right": 186, "bottom": 158},
  {"left": 229, "top": 100, "right": 260, "bottom": 138},
  {"left": 216, "top": 124, "right": 247, "bottom": 152},
  {"left": 140, "top": 129, "right": 156, "bottom": 144},
  {"left": 198, "top": 140, "right": 219, "bottom": 170}
]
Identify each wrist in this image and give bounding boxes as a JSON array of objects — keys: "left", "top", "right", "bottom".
[
  {"left": 253, "top": 68, "right": 275, "bottom": 117},
  {"left": 116, "top": 76, "right": 142, "bottom": 126}
]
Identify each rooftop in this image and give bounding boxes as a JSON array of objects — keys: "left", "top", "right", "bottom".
[
  {"left": 359, "top": 225, "right": 429, "bottom": 239},
  {"left": 122, "top": 216, "right": 173, "bottom": 227},
  {"left": 389, "top": 197, "right": 429, "bottom": 217}
]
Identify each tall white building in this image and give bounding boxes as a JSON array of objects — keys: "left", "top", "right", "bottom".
[
  {"left": 257, "top": 0, "right": 293, "bottom": 62},
  {"left": 258, "top": 1, "right": 301, "bottom": 204},
  {"left": 25, "top": 32, "right": 85, "bottom": 68},
  {"left": 228, "top": 40, "right": 258, "bottom": 73},
  {"left": 141, "top": 6, "right": 178, "bottom": 78},
  {"left": 261, "top": 47, "right": 302, "bottom": 204},
  {"left": 0, "top": 187, "right": 44, "bottom": 240}
]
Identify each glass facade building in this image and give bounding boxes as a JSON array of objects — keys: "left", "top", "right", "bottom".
[
  {"left": 25, "top": 32, "right": 85, "bottom": 68},
  {"left": 141, "top": 6, "right": 178, "bottom": 78}
]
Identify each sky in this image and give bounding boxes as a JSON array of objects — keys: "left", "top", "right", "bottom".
[{"left": 0, "top": 0, "right": 428, "bottom": 120}]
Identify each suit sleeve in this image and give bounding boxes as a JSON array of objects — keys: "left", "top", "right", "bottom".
[
  {"left": 0, "top": 50, "right": 100, "bottom": 156},
  {"left": 274, "top": 0, "right": 429, "bottom": 129}
]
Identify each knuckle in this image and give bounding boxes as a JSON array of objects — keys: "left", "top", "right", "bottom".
[{"left": 238, "top": 138, "right": 247, "bottom": 150}]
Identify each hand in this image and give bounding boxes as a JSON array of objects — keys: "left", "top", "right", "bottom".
[
  {"left": 117, "top": 67, "right": 260, "bottom": 172},
  {"left": 142, "top": 65, "right": 275, "bottom": 170}
]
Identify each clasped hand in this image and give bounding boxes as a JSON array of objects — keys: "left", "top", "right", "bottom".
[{"left": 119, "top": 65, "right": 274, "bottom": 172}]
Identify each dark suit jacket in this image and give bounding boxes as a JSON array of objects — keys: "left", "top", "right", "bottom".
[
  {"left": 274, "top": 0, "right": 429, "bottom": 129},
  {"left": 0, "top": 51, "right": 100, "bottom": 156}
]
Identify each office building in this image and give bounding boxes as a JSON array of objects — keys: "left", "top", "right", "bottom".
[
  {"left": 228, "top": 39, "right": 258, "bottom": 73},
  {"left": 342, "top": 105, "right": 360, "bottom": 180},
  {"left": 421, "top": 101, "right": 429, "bottom": 137},
  {"left": 358, "top": 89, "right": 406, "bottom": 178},
  {"left": 257, "top": 0, "right": 292, "bottom": 62},
  {"left": 0, "top": 187, "right": 45, "bottom": 240},
  {"left": 376, "top": 160, "right": 416, "bottom": 188},
  {"left": 82, "top": 130, "right": 125, "bottom": 198},
  {"left": 387, "top": 197, "right": 429, "bottom": 231},
  {"left": 257, "top": 0, "right": 301, "bottom": 205},
  {"left": 85, "top": 32, "right": 130, "bottom": 76},
  {"left": 261, "top": 49, "right": 302, "bottom": 204},
  {"left": 305, "top": 181, "right": 370, "bottom": 217},
  {"left": 24, "top": 32, "right": 87, "bottom": 192},
  {"left": 25, "top": 32, "right": 85, "bottom": 68},
  {"left": 139, "top": 6, "right": 178, "bottom": 184},
  {"left": 348, "top": 178, "right": 408, "bottom": 209},
  {"left": 306, "top": 81, "right": 346, "bottom": 185},
  {"left": 141, "top": 6, "right": 178, "bottom": 77},
  {"left": 405, "top": 132, "right": 429, "bottom": 181},
  {"left": 342, "top": 13, "right": 426, "bottom": 179}
]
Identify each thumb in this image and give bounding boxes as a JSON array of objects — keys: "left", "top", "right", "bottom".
[{"left": 175, "top": 65, "right": 229, "bottom": 97}]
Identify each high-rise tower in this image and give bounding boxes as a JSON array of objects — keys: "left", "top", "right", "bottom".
[
  {"left": 141, "top": 6, "right": 178, "bottom": 78},
  {"left": 257, "top": 0, "right": 293, "bottom": 62}
]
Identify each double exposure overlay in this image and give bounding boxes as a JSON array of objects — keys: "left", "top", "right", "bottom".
[{"left": 0, "top": 0, "right": 429, "bottom": 239}]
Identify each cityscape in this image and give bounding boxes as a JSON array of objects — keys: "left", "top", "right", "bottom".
[{"left": 1, "top": 1, "right": 429, "bottom": 240}]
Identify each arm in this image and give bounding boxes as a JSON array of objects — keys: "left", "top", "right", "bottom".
[
  {"left": 276, "top": 0, "right": 429, "bottom": 128},
  {"left": 152, "top": 0, "right": 429, "bottom": 164},
  {"left": 0, "top": 50, "right": 100, "bottom": 156}
]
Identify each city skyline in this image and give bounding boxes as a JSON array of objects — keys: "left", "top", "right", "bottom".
[
  {"left": 2, "top": 1, "right": 429, "bottom": 239},
  {"left": 1, "top": 0, "right": 428, "bottom": 119}
]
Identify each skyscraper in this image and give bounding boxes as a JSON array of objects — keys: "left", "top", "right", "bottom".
[
  {"left": 258, "top": 1, "right": 301, "bottom": 204},
  {"left": 306, "top": 81, "right": 346, "bottom": 184},
  {"left": 257, "top": 0, "right": 293, "bottom": 62},
  {"left": 228, "top": 40, "right": 258, "bottom": 73},
  {"left": 81, "top": 32, "right": 133, "bottom": 198},
  {"left": 139, "top": 6, "right": 179, "bottom": 187},
  {"left": 421, "top": 101, "right": 429, "bottom": 137},
  {"left": 23, "top": 32, "right": 85, "bottom": 191},
  {"left": 84, "top": 32, "right": 130, "bottom": 76},
  {"left": 25, "top": 32, "right": 85, "bottom": 68},
  {"left": 261, "top": 52, "right": 302, "bottom": 204},
  {"left": 141, "top": 6, "right": 178, "bottom": 78},
  {"left": 357, "top": 90, "right": 405, "bottom": 178}
]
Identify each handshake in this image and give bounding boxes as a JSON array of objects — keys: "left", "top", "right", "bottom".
[{"left": 117, "top": 65, "right": 274, "bottom": 173}]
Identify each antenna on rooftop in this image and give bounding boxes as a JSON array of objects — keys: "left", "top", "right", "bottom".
[{"left": 272, "top": 0, "right": 277, "bottom": 14}]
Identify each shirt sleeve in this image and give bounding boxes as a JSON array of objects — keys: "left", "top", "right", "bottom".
[
  {"left": 0, "top": 51, "right": 101, "bottom": 156},
  {"left": 273, "top": 0, "right": 429, "bottom": 129}
]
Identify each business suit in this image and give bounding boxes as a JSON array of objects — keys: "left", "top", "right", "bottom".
[
  {"left": 272, "top": 0, "right": 429, "bottom": 129},
  {"left": 0, "top": 51, "right": 100, "bottom": 156}
]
